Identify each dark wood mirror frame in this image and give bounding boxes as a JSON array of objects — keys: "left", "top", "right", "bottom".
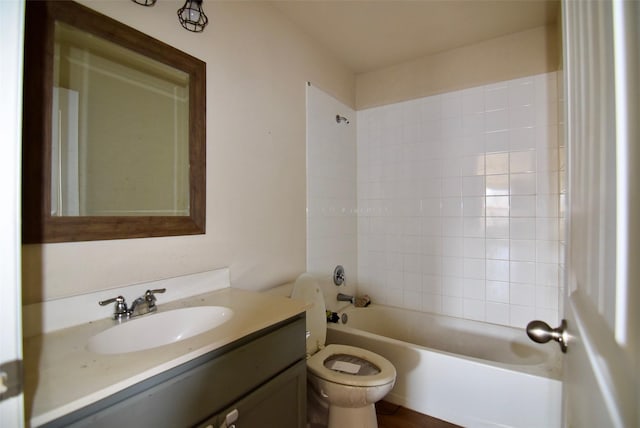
[{"left": 22, "top": 0, "right": 206, "bottom": 243}]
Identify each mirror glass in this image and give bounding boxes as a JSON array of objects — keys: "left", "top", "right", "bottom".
[
  {"left": 52, "top": 22, "right": 190, "bottom": 217},
  {"left": 23, "top": 1, "right": 206, "bottom": 243}
]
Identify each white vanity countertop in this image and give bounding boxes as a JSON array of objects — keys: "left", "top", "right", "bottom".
[{"left": 23, "top": 288, "right": 307, "bottom": 427}]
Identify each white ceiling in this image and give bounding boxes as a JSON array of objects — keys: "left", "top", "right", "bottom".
[{"left": 270, "top": 0, "right": 560, "bottom": 74}]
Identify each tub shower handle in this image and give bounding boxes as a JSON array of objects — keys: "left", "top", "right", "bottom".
[
  {"left": 526, "top": 319, "right": 568, "bottom": 353},
  {"left": 333, "top": 265, "right": 345, "bottom": 286}
]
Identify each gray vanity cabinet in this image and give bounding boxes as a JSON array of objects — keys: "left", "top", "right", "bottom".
[{"left": 45, "top": 314, "right": 306, "bottom": 428}]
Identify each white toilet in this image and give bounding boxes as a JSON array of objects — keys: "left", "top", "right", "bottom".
[{"left": 292, "top": 273, "right": 396, "bottom": 428}]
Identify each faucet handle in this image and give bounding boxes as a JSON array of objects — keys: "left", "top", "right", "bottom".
[
  {"left": 145, "top": 288, "right": 166, "bottom": 299},
  {"left": 144, "top": 288, "right": 166, "bottom": 307},
  {"left": 98, "top": 295, "right": 129, "bottom": 320}
]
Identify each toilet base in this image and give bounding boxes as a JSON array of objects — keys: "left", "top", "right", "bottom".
[
  {"left": 328, "top": 404, "right": 378, "bottom": 428},
  {"left": 307, "top": 379, "right": 329, "bottom": 427},
  {"left": 307, "top": 367, "right": 394, "bottom": 428}
]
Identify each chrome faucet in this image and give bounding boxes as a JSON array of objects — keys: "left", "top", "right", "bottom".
[
  {"left": 99, "top": 288, "right": 166, "bottom": 322},
  {"left": 337, "top": 293, "right": 354, "bottom": 303}
]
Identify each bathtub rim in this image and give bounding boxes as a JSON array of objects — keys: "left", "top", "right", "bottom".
[{"left": 328, "top": 303, "right": 562, "bottom": 381}]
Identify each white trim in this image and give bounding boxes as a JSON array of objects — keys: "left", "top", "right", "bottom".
[
  {"left": 0, "top": 0, "right": 25, "bottom": 424},
  {"left": 612, "top": 0, "right": 629, "bottom": 347}
]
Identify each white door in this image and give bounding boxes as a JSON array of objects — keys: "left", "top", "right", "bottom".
[
  {"left": 561, "top": 0, "right": 639, "bottom": 427},
  {"left": 0, "top": 0, "right": 25, "bottom": 426}
]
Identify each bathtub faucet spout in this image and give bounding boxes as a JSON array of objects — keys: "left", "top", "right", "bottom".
[{"left": 337, "top": 293, "right": 354, "bottom": 304}]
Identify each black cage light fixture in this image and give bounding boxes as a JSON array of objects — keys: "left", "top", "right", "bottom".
[
  {"left": 177, "top": 0, "right": 209, "bottom": 33},
  {"left": 132, "top": 0, "right": 157, "bottom": 6},
  {"left": 131, "top": 0, "right": 209, "bottom": 33}
]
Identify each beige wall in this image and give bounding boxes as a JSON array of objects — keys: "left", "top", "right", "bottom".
[
  {"left": 356, "top": 24, "right": 559, "bottom": 110},
  {"left": 22, "top": 0, "right": 354, "bottom": 303}
]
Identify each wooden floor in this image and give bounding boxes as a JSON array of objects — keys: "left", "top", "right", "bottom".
[{"left": 375, "top": 401, "right": 461, "bottom": 428}]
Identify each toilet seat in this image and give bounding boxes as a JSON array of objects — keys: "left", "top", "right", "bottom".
[{"left": 307, "top": 344, "right": 396, "bottom": 388}]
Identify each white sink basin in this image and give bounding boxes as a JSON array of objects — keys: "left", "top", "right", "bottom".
[{"left": 87, "top": 306, "right": 234, "bottom": 355}]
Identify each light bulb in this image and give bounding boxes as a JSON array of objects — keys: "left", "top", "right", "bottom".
[{"left": 188, "top": 9, "right": 200, "bottom": 21}]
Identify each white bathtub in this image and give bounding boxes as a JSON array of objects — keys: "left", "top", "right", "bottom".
[{"left": 326, "top": 304, "right": 562, "bottom": 428}]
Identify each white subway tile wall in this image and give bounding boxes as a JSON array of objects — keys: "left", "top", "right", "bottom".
[{"left": 357, "top": 72, "right": 565, "bottom": 328}]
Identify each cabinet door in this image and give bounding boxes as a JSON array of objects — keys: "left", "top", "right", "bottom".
[{"left": 199, "top": 360, "right": 306, "bottom": 428}]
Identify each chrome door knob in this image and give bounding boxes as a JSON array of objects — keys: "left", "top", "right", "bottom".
[{"left": 526, "top": 319, "right": 568, "bottom": 353}]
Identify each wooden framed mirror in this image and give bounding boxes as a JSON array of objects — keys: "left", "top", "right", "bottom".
[{"left": 22, "top": 0, "right": 206, "bottom": 243}]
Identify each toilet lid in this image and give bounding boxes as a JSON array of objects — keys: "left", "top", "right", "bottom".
[
  {"left": 307, "top": 344, "right": 396, "bottom": 388},
  {"left": 291, "top": 273, "right": 326, "bottom": 356}
]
